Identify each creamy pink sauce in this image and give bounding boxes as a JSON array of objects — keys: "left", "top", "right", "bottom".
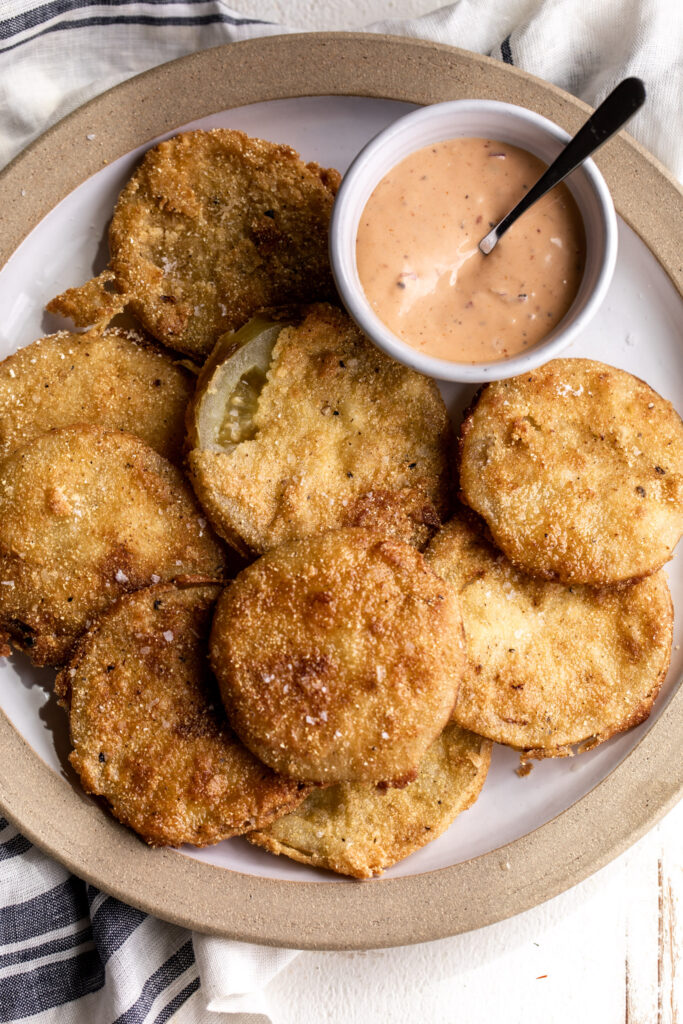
[{"left": 356, "top": 137, "right": 586, "bottom": 364}]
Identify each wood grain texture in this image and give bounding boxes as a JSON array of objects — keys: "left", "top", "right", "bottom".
[{"left": 254, "top": 800, "right": 683, "bottom": 1022}]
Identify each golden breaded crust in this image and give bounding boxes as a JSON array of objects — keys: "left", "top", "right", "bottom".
[
  {"left": 0, "top": 328, "right": 194, "bottom": 463},
  {"left": 189, "top": 304, "right": 453, "bottom": 555},
  {"left": 57, "top": 582, "right": 309, "bottom": 847},
  {"left": 247, "top": 724, "right": 491, "bottom": 878},
  {"left": 458, "top": 359, "right": 683, "bottom": 586},
  {"left": 426, "top": 517, "right": 673, "bottom": 757},
  {"left": 0, "top": 425, "right": 226, "bottom": 666},
  {"left": 210, "top": 529, "right": 465, "bottom": 785},
  {"left": 47, "top": 129, "right": 340, "bottom": 359}
]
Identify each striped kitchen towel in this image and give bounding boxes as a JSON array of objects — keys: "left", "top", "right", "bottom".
[
  {"left": 0, "top": 817, "right": 204, "bottom": 1022},
  {"left": 0, "top": 0, "right": 286, "bottom": 170}
]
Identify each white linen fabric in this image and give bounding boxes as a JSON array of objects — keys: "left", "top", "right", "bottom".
[
  {"left": 0, "top": 1, "right": 680, "bottom": 1021},
  {"left": 0, "top": 0, "right": 681, "bottom": 176}
]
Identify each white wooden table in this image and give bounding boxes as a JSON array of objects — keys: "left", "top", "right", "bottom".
[{"left": 190, "top": 4, "right": 682, "bottom": 1021}]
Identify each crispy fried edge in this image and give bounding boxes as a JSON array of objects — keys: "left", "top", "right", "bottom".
[
  {"left": 456, "top": 370, "right": 683, "bottom": 588},
  {"left": 427, "top": 518, "right": 674, "bottom": 757},
  {"left": 186, "top": 304, "right": 454, "bottom": 556},
  {"left": 246, "top": 727, "right": 492, "bottom": 878},
  {"left": 0, "top": 425, "right": 227, "bottom": 667},
  {"left": 57, "top": 577, "right": 311, "bottom": 846}
]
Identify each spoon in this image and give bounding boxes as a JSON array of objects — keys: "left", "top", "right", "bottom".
[{"left": 478, "top": 77, "right": 646, "bottom": 256}]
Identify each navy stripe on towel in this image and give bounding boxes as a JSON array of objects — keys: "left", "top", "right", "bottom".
[
  {"left": 91, "top": 897, "right": 147, "bottom": 964},
  {"left": 0, "top": 923, "right": 93, "bottom": 969},
  {"left": 0, "top": 876, "right": 90, "bottom": 946},
  {"left": 0, "top": 0, "right": 267, "bottom": 40},
  {"left": 114, "top": 940, "right": 196, "bottom": 1024},
  {"left": 0, "top": 947, "right": 104, "bottom": 1022},
  {"left": 154, "top": 976, "right": 201, "bottom": 1023},
  {"left": 0, "top": 11, "right": 268, "bottom": 53},
  {"left": 500, "top": 34, "right": 514, "bottom": 64},
  {"left": 0, "top": 833, "right": 32, "bottom": 861}
]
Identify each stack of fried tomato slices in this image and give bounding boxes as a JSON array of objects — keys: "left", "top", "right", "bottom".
[{"left": 1, "top": 129, "right": 680, "bottom": 879}]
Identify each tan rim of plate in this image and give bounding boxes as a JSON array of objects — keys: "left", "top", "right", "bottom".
[{"left": 0, "top": 34, "right": 681, "bottom": 951}]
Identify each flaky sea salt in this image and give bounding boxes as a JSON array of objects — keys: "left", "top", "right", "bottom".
[
  {"left": 162, "top": 630, "right": 174, "bottom": 642},
  {"left": 557, "top": 382, "right": 583, "bottom": 397},
  {"left": 115, "top": 569, "right": 129, "bottom": 584}
]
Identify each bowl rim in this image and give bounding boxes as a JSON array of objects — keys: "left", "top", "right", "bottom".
[{"left": 329, "top": 97, "right": 618, "bottom": 383}]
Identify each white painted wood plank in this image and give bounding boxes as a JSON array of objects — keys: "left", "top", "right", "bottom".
[{"left": 254, "top": 799, "right": 683, "bottom": 1024}]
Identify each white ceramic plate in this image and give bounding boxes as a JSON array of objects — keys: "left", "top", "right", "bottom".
[{"left": 1, "top": 93, "right": 681, "bottom": 886}]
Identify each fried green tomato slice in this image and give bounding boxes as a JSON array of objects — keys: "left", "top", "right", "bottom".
[
  {"left": 56, "top": 582, "right": 309, "bottom": 847},
  {"left": 0, "top": 425, "right": 226, "bottom": 666},
  {"left": 0, "top": 328, "right": 194, "bottom": 464},
  {"left": 188, "top": 304, "right": 453, "bottom": 556},
  {"left": 458, "top": 359, "right": 683, "bottom": 586},
  {"left": 210, "top": 529, "right": 465, "bottom": 785},
  {"left": 247, "top": 724, "right": 491, "bottom": 878},
  {"left": 426, "top": 517, "right": 673, "bottom": 758},
  {"left": 47, "top": 129, "right": 341, "bottom": 359}
]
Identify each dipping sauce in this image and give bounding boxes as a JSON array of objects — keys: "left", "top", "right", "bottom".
[{"left": 356, "top": 137, "right": 586, "bottom": 364}]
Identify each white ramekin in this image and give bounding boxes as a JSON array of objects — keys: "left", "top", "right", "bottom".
[{"left": 329, "top": 99, "right": 618, "bottom": 383}]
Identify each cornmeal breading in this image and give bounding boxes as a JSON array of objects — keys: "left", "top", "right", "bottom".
[
  {"left": 188, "top": 304, "right": 453, "bottom": 556},
  {"left": 210, "top": 529, "right": 465, "bottom": 785},
  {"left": 58, "top": 581, "right": 309, "bottom": 847},
  {"left": 247, "top": 724, "right": 491, "bottom": 878},
  {"left": 426, "top": 517, "right": 673, "bottom": 757},
  {"left": 0, "top": 425, "right": 226, "bottom": 666},
  {"left": 458, "top": 359, "right": 683, "bottom": 586},
  {"left": 47, "top": 129, "right": 340, "bottom": 359},
  {"left": 0, "top": 328, "right": 194, "bottom": 463}
]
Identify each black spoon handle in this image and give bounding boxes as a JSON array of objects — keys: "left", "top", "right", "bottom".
[{"left": 479, "top": 77, "right": 646, "bottom": 255}]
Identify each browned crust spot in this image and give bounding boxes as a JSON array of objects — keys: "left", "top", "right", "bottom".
[
  {"left": 0, "top": 425, "right": 227, "bottom": 666},
  {"left": 46, "top": 129, "right": 341, "bottom": 359},
  {"left": 210, "top": 529, "right": 466, "bottom": 785},
  {"left": 59, "top": 581, "right": 310, "bottom": 846}
]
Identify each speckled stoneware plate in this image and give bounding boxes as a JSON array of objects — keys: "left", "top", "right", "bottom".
[{"left": 0, "top": 34, "right": 681, "bottom": 951}]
